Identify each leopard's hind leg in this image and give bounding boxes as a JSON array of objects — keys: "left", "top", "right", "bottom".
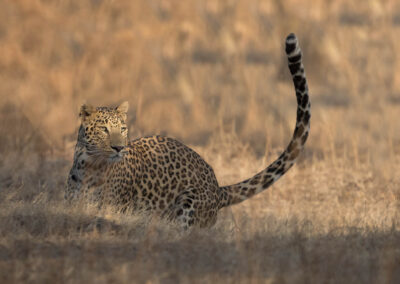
[{"left": 166, "top": 188, "right": 219, "bottom": 229}]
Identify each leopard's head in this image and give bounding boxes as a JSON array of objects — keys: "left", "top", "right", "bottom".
[{"left": 78, "top": 101, "right": 129, "bottom": 162}]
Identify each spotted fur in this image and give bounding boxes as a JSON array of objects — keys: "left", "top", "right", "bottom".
[{"left": 66, "top": 34, "right": 310, "bottom": 229}]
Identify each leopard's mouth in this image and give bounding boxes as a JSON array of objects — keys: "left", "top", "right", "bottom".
[{"left": 108, "top": 150, "right": 127, "bottom": 162}]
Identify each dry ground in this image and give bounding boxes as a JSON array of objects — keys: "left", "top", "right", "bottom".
[{"left": 1, "top": 0, "right": 400, "bottom": 283}]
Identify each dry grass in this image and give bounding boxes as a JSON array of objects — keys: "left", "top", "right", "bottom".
[{"left": 1, "top": 0, "right": 400, "bottom": 283}]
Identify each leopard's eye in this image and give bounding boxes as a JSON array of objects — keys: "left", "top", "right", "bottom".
[
  {"left": 121, "top": 127, "right": 127, "bottom": 132},
  {"left": 100, "top": 126, "right": 109, "bottom": 133}
]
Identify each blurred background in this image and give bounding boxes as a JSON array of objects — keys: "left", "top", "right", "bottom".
[
  {"left": 1, "top": 1, "right": 400, "bottom": 283},
  {"left": 1, "top": 0, "right": 400, "bottom": 161}
]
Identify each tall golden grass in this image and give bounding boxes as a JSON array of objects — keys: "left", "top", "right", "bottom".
[{"left": 1, "top": 0, "right": 400, "bottom": 283}]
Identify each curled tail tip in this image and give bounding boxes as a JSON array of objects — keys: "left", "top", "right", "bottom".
[
  {"left": 285, "top": 33, "right": 301, "bottom": 59},
  {"left": 286, "top": 33, "right": 297, "bottom": 42}
]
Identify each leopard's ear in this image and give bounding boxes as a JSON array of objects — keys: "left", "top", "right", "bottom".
[
  {"left": 116, "top": 101, "right": 129, "bottom": 114},
  {"left": 79, "top": 104, "right": 96, "bottom": 121}
]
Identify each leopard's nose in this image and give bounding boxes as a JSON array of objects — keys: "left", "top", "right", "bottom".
[{"left": 111, "top": 146, "right": 124, "bottom": 153}]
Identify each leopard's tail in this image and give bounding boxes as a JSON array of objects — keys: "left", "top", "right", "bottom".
[{"left": 219, "top": 33, "right": 310, "bottom": 208}]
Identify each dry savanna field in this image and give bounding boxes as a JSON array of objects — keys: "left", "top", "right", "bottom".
[{"left": 1, "top": 0, "right": 400, "bottom": 283}]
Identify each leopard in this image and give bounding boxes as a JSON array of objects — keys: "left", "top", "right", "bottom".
[{"left": 66, "top": 33, "right": 310, "bottom": 229}]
